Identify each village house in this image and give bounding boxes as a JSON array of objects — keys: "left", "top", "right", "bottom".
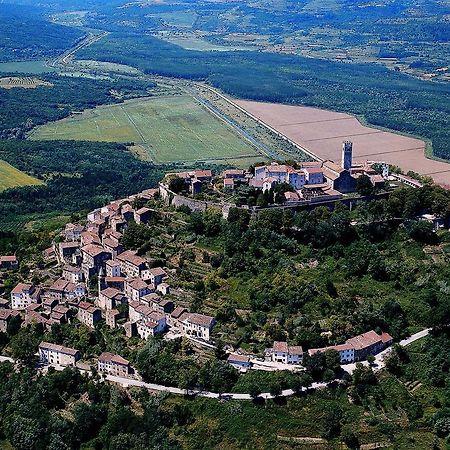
[
  {"left": 63, "top": 265, "right": 84, "bottom": 283},
  {"left": 156, "top": 283, "right": 170, "bottom": 296},
  {"left": 51, "top": 305, "right": 70, "bottom": 323},
  {"left": 134, "top": 207, "right": 153, "bottom": 224},
  {"left": 106, "top": 309, "right": 120, "bottom": 328},
  {"left": 227, "top": 353, "right": 252, "bottom": 371},
  {"left": 0, "top": 256, "right": 18, "bottom": 270},
  {"left": 180, "top": 313, "right": 215, "bottom": 341},
  {"left": 57, "top": 242, "right": 80, "bottom": 261},
  {"left": 136, "top": 311, "right": 166, "bottom": 340},
  {"left": 98, "top": 352, "right": 130, "bottom": 378},
  {"left": 116, "top": 251, "right": 147, "bottom": 278},
  {"left": 11, "top": 283, "right": 41, "bottom": 310},
  {"left": 0, "top": 309, "right": 20, "bottom": 333},
  {"left": 105, "top": 276, "right": 126, "bottom": 291},
  {"left": 105, "top": 259, "right": 122, "bottom": 277},
  {"left": 0, "top": 298, "right": 8, "bottom": 308},
  {"left": 63, "top": 223, "right": 84, "bottom": 241},
  {"left": 346, "top": 330, "right": 393, "bottom": 361},
  {"left": 102, "top": 238, "right": 123, "bottom": 258},
  {"left": 77, "top": 301, "right": 101, "bottom": 328},
  {"left": 167, "top": 306, "right": 187, "bottom": 328},
  {"left": 80, "top": 231, "right": 102, "bottom": 247},
  {"left": 145, "top": 267, "right": 166, "bottom": 287},
  {"left": 308, "top": 343, "right": 355, "bottom": 364},
  {"left": 47, "top": 278, "right": 86, "bottom": 301},
  {"left": 267, "top": 341, "right": 304, "bottom": 364},
  {"left": 125, "top": 278, "right": 152, "bottom": 302},
  {"left": 308, "top": 330, "right": 393, "bottom": 364},
  {"left": 42, "top": 297, "right": 59, "bottom": 313},
  {"left": 98, "top": 287, "right": 127, "bottom": 310},
  {"left": 81, "top": 244, "right": 112, "bottom": 279},
  {"left": 38, "top": 341, "right": 80, "bottom": 367}
]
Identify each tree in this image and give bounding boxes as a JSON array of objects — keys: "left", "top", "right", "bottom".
[
  {"left": 269, "top": 380, "right": 282, "bottom": 398},
  {"left": 341, "top": 425, "right": 360, "bottom": 449},
  {"left": 9, "top": 326, "right": 40, "bottom": 365},
  {"left": 248, "top": 382, "right": 262, "bottom": 400},
  {"left": 356, "top": 175, "right": 373, "bottom": 196},
  {"left": 322, "top": 404, "right": 342, "bottom": 440},
  {"left": 168, "top": 176, "right": 185, "bottom": 194}
]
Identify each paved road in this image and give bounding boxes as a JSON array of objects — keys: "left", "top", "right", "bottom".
[
  {"left": 106, "top": 374, "right": 329, "bottom": 400},
  {"left": 0, "top": 328, "right": 432, "bottom": 401}
]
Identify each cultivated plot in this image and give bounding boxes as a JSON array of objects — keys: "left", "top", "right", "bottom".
[
  {"left": 31, "top": 96, "right": 261, "bottom": 164},
  {"left": 0, "top": 160, "right": 43, "bottom": 192},
  {"left": 235, "top": 100, "right": 450, "bottom": 185}
]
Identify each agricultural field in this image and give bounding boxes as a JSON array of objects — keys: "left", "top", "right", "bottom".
[
  {"left": 0, "top": 160, "right": 43, "bottom": 192},
  {"left": 0, "top": 60, "right": 56, "bottom": 74},
  {"left": 30, "top": 95, "right": 263, "bottom": 165},
  {"left": 235, "top": 99, "right": 450, "bottom": 185},
  {"left": 0, "top": 77, "right": 53, "bottom": 90}
]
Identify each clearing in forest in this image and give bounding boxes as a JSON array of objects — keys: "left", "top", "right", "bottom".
[
  {"left": 31, "top": 95, "right": 262, "bottom": 165},
  {"left": 0, "top": 77, "right": 53, "bottom": 89},
  {"left": 0, "top": 160, "right": 44, "bottom": 192}
]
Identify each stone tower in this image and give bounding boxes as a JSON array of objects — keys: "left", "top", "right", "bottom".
[
  {"left": 98, "top": 266, "right": 106, "bottom": 293},
  {"left": 342, "top": 141, "right": 353, "bottom": 170}
]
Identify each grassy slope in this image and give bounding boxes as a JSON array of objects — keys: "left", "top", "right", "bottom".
[{"left": 0, "top": 160, "right": 43, "bottom": 192}]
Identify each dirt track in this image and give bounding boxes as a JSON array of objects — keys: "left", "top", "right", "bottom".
[{"left": 235, "top": 100, "right": 450, "bottom": 185}]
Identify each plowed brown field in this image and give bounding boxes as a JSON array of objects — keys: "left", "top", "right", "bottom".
[{"left": 235, "top": 100, "right": 450, "bottom": 185}]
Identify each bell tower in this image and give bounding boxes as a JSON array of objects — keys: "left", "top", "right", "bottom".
[{"left": 342, "top": 141, "right": 353, "bottom": 170}]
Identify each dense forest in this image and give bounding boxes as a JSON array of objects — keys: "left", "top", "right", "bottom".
[
  {"left": 0, "top": 140, "right": 166, "bottom": 230},
  {"left": 79, "top": 34, "right": 450, "bottom": 160},
  {"left": 0, "top": 4, "right": 84, "bottom": 62},
  {"left": 0, "top": 75, "right": 155, "bottom": 139}
]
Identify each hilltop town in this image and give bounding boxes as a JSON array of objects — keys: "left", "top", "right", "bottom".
[{"left": 0, "top": 142, "right": 447, "bottom": 383}]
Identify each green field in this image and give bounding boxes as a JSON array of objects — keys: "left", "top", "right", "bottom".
[
  {"left": 0, "top": 60, "right": 56, "bottom": 74},
  {"left": 0, "top": 160, "right": 43, "bottom": 192},
  {"left": 31, "top": 95, "right": 262, "bottom": 164}
]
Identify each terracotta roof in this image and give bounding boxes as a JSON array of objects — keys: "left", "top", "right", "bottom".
[
  {"left": 128, "top": 278, "right": 148, "bottom": 290},
  {"left": 63, "top": 265, "right": 81, "bottom": 273},
  {"left": 82, "top": 244, "right": 107, "bottom": 257},
  {"left": 11, "top": 283, "right": 33, "bottom": 294},
  {"left": 227, "top": 353, "right": 250, "bottom": 363},
  {"left": 223, "top": 178, "right": 234, "bottom": 186},
  {"left": 171, "top": 306, "right": 187, "bottom": 319},
  {"left": 284, "top": 192, "right": 300, "bottom": 201},
  {"left": 117, "top": 251, "right": 146, "bottom": 267},
  {"left": 194, "top": 170, "right": 212, "bottom": 178},
  {"left": 50, "top": 278, "right": 70, "bottom": 291},
  {"left": 39, "top": 341, "right": 79, "bottom": 356},
  {"left": 136, "top": 207, "right": 151, "bottom": 215},
  {"left": 100, "top": 287, "right": 123, "bottom": 299},
  {"left": 184, "top": 313, "right": 215, "bottom": 328},
  {"left": 0, "top": 309, "right": 19, "bottom": 320},
  {"left": 103, "top": 238, "right": 121, "bottom": 249},
  {"left": 346, "top": 330, "right": 383, "bottom": 350},
  {"left": 308, "top": 343, "right": 354, "bottom": 356},
  {"left": 304, "top": 167, "right": 324, "bottom": 174},
  {"left": 105, "top": 276, "right": 126, "bottom": 283},
  {"left": 98, "top": 352, "right": 129, "bottom": 366},
  {"left": 322, "top": 160, "right": 344, "bottom": 174},
  {"left": 288, "top": 346, "right": 303, "bottom": 356},
  {"left": 223, "top": 169, "right": 244, "bottom": 177},
  {"left": 0, "top": 255, "right": 17, "bottom": 262},
  {"left": 60, "top": 242, "right": 80, "bottom": 249},
  {"left": 273, "top": 341, "right": 289, "bottom": 353},
  {"left": 149, "top": 267, "right": 166, "bottom": 277},
  {"left": 106, "top": 259, "right": 120, "bottom": 267}
]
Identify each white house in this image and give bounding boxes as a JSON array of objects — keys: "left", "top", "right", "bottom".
[
  {"left": 180, "top": 313, "right": 215, "bottom": 341},
  {"left": 11, "top": 283, "right": 41, "bottom": 310},
  {"left": 39, "top": 341, "right": 80, "bottom": 367},
  {"left": 269, "top": 341, "right": 303, "bottom": 364},
  {"left": 227, "top": 353, "right": 252, "bottom": 371}
]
